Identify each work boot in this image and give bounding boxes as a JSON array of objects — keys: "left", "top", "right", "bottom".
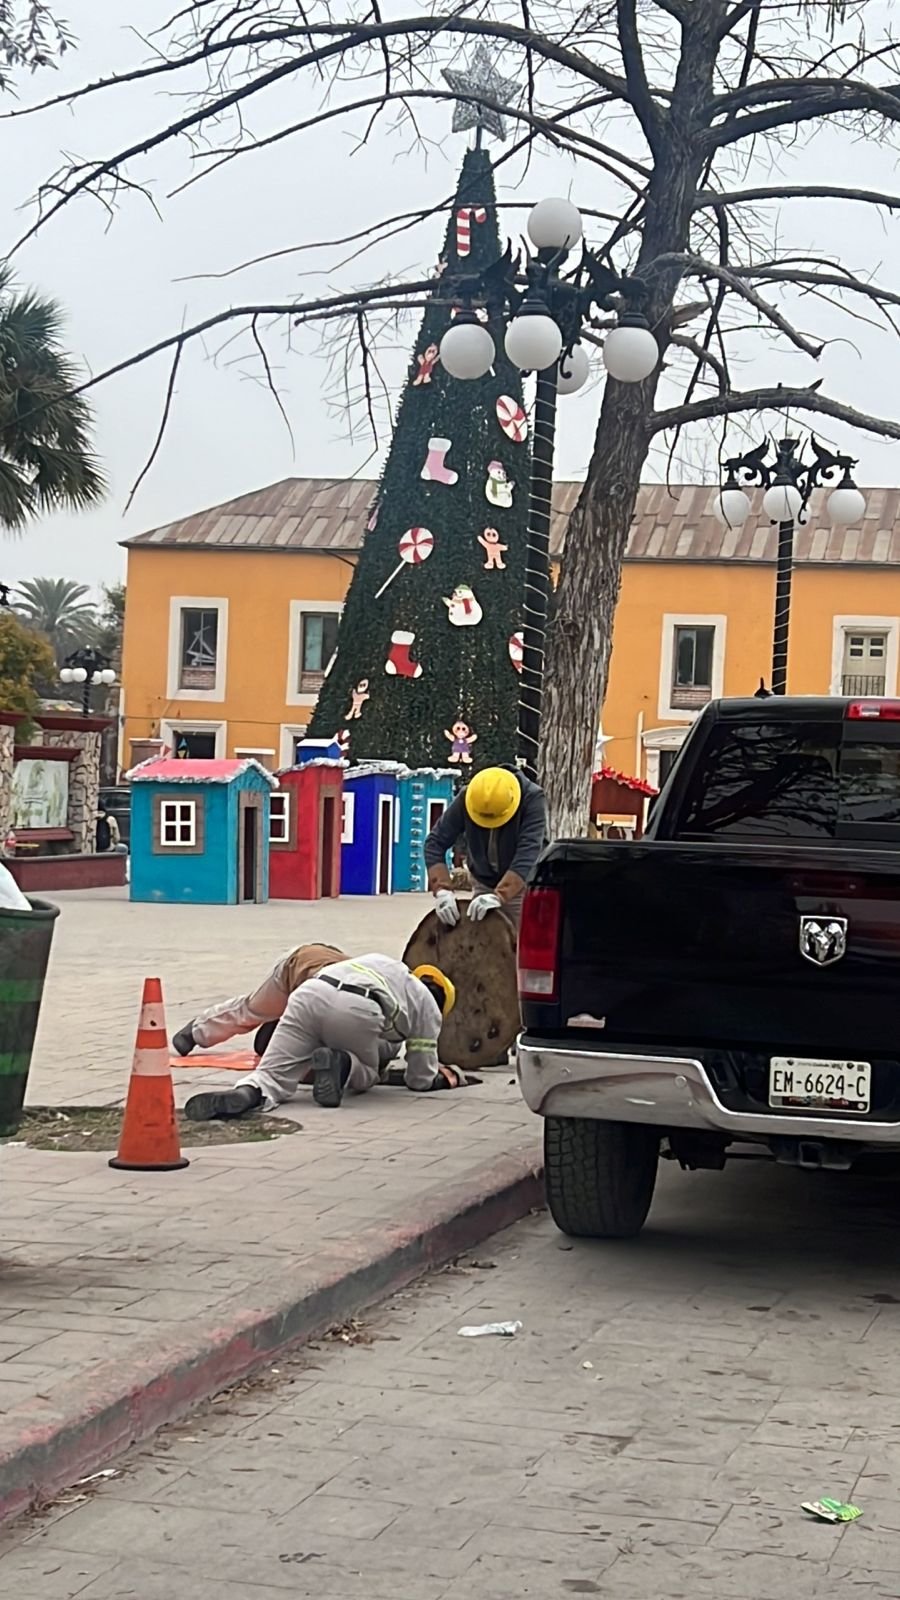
[
  {"left": 184, "top": 1083, "right": 263, "bottom": 1122},
  {"left": 172, "top": 1023, "right": 197, "bottom": 1057},
  {"left": 312, "top": 1048, "right": 352, "bottom": 1108}
]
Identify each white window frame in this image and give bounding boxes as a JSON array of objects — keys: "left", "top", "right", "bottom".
[
  {"left": 269, "top": 791, "right": 290, "bottom": 844},
  {"left": 286, "top": 599, "right": 343, "bottom": 707},
  {"left": 167, "top": 597, "right": 229, "bottom": 702},
  {"left": 642, "top": 725, "right": 690, "bottom": 792},
  {"left": 160, "top": 799, "right": 197, "bottom": 848},
  {"left": 341, "top": 792, "right": 355, "bottom": 845},
  {"left": 658, "top": 613, "right": 727, "bottom": 722},
  {"left": 279, "top": 723, "right": 310, "bottom": 768},
  {"left": 830, "top": 615, "right": 899, "bottom": 698},
  {"left": 160, "top": 719, "right": 226, "bottom": 759}
]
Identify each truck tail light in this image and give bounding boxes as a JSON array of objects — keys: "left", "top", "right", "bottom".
[
  {"left": 846, "top": 700, "right": 900, "bottom": 721},
  {"left": 518, "top": 887, "right": 561, "bottom": 1001}
]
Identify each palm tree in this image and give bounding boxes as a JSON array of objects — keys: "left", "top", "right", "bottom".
[
  {"left": 15, "top": 577, "right": 97, "bottom": 660},
  {"left": 0, "top": 263, "right": 105, "bottom": 532}
]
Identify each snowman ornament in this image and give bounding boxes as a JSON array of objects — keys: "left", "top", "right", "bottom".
[
  {"left": 444, "top": 584, "right": 483, "bottom": 627},
  {"left": 485, "top": 460, "right": 514, "bottom": 509}
]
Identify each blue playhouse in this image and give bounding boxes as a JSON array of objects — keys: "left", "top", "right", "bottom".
[
  {"left": 128, "top": 757, "right": 275, "bottom": 905},
  {"left": 393, "top": 769, "right": 457, "bottom": 893},
  {"left": 340, "top": 763, "right": 404, "bottom": 895}
]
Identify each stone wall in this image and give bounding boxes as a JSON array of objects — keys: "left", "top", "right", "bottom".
[
  {"left": 39, "top": 728, "right": 102, "bottom": 853},
  {"left": 0, "top": 723, "right": 14, "bottom": 843}
]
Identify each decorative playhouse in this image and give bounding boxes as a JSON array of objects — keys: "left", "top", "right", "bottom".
[
  {"left": 341, "top": 762, "right": 403, "bottom": 895},
  {"left": 393, "top": 769, "right": 456, "bottom": 893},
  {"left": 589, "top": 766, "right": 658, "bottom": 839},
  {"left": 269, "top": 760, "right": 343, "bottom": 900},
  {"left": 129, "top": 757, "right": 275, "bottom": 904},
  {"left": 1, "top": 710, "right": 124, "bottom": 892}
]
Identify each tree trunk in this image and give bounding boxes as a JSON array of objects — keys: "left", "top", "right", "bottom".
[
  {"left": 540, "top": 382, "right": 651, "bottom": 836},
  {"left": 540, "top": 1, "right": 722, "bottom": 836}
]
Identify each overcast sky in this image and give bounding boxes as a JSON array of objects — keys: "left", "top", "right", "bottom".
[{"left": 2, "top": 0, "right": 900, "bottom": 591}]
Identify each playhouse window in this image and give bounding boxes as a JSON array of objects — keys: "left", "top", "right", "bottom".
[
  {"left": 160, "top": 800, "right": 197, "bottom": 847},
  {"left": 269, "top": 793, "right": 290, "bottom": 844},
  {"left": 299, "top": 613, "right": 340, "bottom": 691},
  {"left": 179, "top": 609, "right": 218, "bottom": 691}
]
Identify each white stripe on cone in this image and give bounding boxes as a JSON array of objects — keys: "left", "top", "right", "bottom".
[
  {"left": 139, "top": 1003, "right": 168, "bottom": 1032},
  {"left": 131, "top": 1046, "right": 172, "bottom": 1078}
]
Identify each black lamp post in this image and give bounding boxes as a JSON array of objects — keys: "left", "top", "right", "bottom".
[
  {"left": 716, "top": 435, "right": 865, "bottom": 695},
  {"left": 60, "top": 647, "right": 116, "bottom": 716},
  {"left": 439, "top": 200, "right": 659, "bottom": 779}
]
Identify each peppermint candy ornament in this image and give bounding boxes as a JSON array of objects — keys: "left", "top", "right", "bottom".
[
  {"left": 496, "top": 395, "right": 528, "bottom": 443},
  {"left": 509, "top": 630, "right": 524, "bottom": 673},
  {"left": 398, "top": 526, "right": 434, "bottom": 564}
]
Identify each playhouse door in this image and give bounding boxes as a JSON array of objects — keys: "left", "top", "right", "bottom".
[
  {"left": 239, "top": 799, "right": 261, "bottom": 902},
  {"left": 376, "top": 796, "right": 393, "bottom": 894},
  {"left": 320, "top": 795, "right": 337, "bottom": 897}
]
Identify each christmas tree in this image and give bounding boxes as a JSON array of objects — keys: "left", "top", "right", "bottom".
[{"left": 309, "top": 128, "right": 529, "bottom": 770}]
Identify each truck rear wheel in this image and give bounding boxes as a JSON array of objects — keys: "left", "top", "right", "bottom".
[{"left": 544, "top": 1116, "right": 659, "bottom": 1239}]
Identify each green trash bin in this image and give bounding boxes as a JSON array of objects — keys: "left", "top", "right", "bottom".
[{"left": 0, "top": 898, "right": 59, "bottom": 1136}]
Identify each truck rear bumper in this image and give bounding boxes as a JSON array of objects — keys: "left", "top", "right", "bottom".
[{"left": 517, "top": 1040, "right": 900, "bottom": 1144}]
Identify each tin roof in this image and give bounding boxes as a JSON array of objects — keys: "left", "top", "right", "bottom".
[
  {"left": 124, "top": 476, "right": 900, "bottom": 566},
  {"left": 129, "top": 757, "right": 277, "bottom": 786}
]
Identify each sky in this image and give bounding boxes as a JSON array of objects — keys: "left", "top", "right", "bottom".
[{"left": 3, "top": 0, "right": 900, "bottom": 591}]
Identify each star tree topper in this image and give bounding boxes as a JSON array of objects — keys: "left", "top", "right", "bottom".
[{"left": 442, "top": 43, "right": 519, "bottom": 141}]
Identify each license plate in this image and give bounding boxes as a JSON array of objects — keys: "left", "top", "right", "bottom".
[{"left": 769, "top": 1057, "right": 871, "bottom": 1113}]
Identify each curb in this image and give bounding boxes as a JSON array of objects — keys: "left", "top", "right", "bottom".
[{"left": 0, "top": 1145, "right": 543, "bottom": 1525}]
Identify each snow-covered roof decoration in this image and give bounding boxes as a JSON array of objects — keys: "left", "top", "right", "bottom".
[
  {"left": 128, "top": 757, "right": 278, "bottom": 786},
  {"left": 274, "top": 759, "right": 346, "bottom": 778},
  {"left": 345, "top": 759, "right": 410, "bottom": 779}
]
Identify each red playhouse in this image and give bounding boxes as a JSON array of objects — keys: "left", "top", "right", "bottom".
[
  {"left": 589, "top": 765, "right": 658, "bottom": 840},
  {"left": 269, "top": 762, "right": 343, "bottom": 900}
]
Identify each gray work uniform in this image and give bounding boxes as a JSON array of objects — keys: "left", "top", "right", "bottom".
[{"left": 234, "top": 954, "right": 443, "bottom": 1109}]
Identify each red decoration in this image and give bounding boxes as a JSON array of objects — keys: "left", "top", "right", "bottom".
[{"left": 593, "top": 765, "right": 658, "bottom": 797}]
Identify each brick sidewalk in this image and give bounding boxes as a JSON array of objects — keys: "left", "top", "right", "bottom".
[{"left": 0, "top": 891, "right": 540, "bottom": 1517}]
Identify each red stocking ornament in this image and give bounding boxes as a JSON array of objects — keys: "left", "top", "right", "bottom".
[{"left": 385, "top": 629, "right": 423, "bottom": 678}]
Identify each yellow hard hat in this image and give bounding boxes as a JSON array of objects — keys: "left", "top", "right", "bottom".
[
  {"left": 412, "top": 964, "right": 456, "bottom": 1017},
  {"left": 464, "top": 767, "right": 521, "bottom": 830}
]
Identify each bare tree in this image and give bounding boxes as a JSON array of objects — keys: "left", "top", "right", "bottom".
[{"left": 12, "top": 0, "right": 900, "bottom": 827}]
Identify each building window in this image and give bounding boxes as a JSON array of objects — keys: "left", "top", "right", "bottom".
[
  {"left": 179, "top": 609, "right": 219, "bottom": 692},
  {"left": 341, "top": 792, "right": 355, "bottom": 844},
  {"left": 299, "top": 613, "right": 340, "bottom": 693},
  {"left": 269, "top": 792, "right": 290, "bottom": 844},
  {"left": 842, "top": 631, "right": 887, "bottom": 697},
  {"left": 671, "top": 624, "right": 715, "bottom": 710},
  {"left": 160, "top": 800, "right": 196, "bottom": 847},
  {"left": 658, "top": 748, "right": 679, "bottom": 787}
]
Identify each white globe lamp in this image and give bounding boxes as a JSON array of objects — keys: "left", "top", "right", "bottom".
[
  {"left": 762, "top": 480, "right": 803, "bottom": 522},
  {"left": 557, "top": 343, "right": 591, "bottom": 395},
  {"left": 826, "top": 483, "right": 865, "bottom": 527},
  {"left": 70, "top": 666, "right": 88, "bottom": 684},
  {"left": 439, "top": 316, "right": 495, "bottom": 380},
  {"left": 527, "top": 197, "right": 583, "bottom": 253},
  {"left": 504, "top": 306, "right": 563, "bottom": 372},
  {"left": 603, "top": 316, "right": 658, "bottom": 383},
  {"left": 99, "top": 668, "right": 116, "bottom": 685},
  {"left": 59, "top": 667, "right": 74, "bottom": 684},
  {"left": 713, "top": 487, "right": 751, "bottom": 527}
]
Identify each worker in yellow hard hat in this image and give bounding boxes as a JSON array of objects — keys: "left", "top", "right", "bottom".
[{"left": 423, "top": 764, "right": 547, "bottom": 931}]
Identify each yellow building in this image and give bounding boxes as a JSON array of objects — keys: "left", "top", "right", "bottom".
[{"left": 121, "top": 476, "right": 900, "bottom": 785}]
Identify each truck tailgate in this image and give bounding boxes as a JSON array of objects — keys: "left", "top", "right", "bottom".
[{"left": 538, "top": 840, "right": 900, "bottom": 1058}]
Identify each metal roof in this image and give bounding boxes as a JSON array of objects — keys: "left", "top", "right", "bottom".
[
  {"left": 124, "top": 477, "right": 900, "bottom": 566},
  {"left": 129, "top": 757, "right": 277, "bottom": 785}
]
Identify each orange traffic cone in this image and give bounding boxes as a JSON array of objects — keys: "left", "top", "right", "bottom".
[{"left": 109, "top": 978, "right": 189, "bottom": 1172}]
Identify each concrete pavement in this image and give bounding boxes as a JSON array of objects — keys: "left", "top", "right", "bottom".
[
  {"left": 0, "top": 890, "right": 540, "bottom": 1519},
  {"left": 5, "top": 1160, "right": 900, "bottom": 1598}
]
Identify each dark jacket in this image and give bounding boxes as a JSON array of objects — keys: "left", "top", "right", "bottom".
[{"left": 424, "top": 768, "right": 547, "bottom": 893}]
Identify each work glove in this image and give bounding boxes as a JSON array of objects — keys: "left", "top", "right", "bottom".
[
  {"left": 432, "top": 1065, "right": 480, "bottom": 1090},
  {"left": 467, "top": 892, "right": 503, "bottom": 922},
  {"left": 435, "top": 889, "right": 461, "bottom": 927}
]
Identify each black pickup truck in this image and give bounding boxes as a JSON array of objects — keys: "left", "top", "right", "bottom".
[{"left": 517, "top": 695, "right": 900, "bottom": 1238}]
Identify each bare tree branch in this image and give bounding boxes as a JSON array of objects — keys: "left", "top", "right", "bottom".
[
  {"left": 695, "top": 183, "right": 900, "bottom": 213},
  {"left": 651, "top": 251, "right": 825, "bottom": 356},
  {"left": 649, "top": 384, "right": 900, "bottom": 442}
]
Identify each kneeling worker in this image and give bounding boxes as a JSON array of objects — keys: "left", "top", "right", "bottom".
[
  {"left": 172, "top": 942, "right": 345, "bottom": 1058},
  {"left": 184, "top": 953, "right": 466, "bottom": 1120},
  {"left": 424, "top": 765, "right": 546, "bottom": 931}
]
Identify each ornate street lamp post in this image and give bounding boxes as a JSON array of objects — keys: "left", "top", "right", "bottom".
[
  {"left": 439, "top": 199, "right": 659, "bottom": 778},
  {"left": 715, "top": 435, "right": 865, "bottom": 695},
  {"left": 59, "top": 647, "right": 116, "bottom": 716}
]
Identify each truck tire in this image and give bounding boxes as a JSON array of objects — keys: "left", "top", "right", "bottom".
[{"left": 544, "top": 1116, "right": 659, "bottom": 1239}]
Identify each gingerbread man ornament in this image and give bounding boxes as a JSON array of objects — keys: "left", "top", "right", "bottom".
[
  {"left": 346, "top": 679, "right": 370, "bottom": 720},
  {"left": 478, "top": 527, "right": 508, "bottom": 570}
]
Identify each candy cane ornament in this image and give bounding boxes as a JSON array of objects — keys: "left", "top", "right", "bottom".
[
  {"left": 375, "top": 527, "right": 435, "bottom": 599},
  {"left": 455, "top": 206, "right": 487, "bottom": 258}
]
